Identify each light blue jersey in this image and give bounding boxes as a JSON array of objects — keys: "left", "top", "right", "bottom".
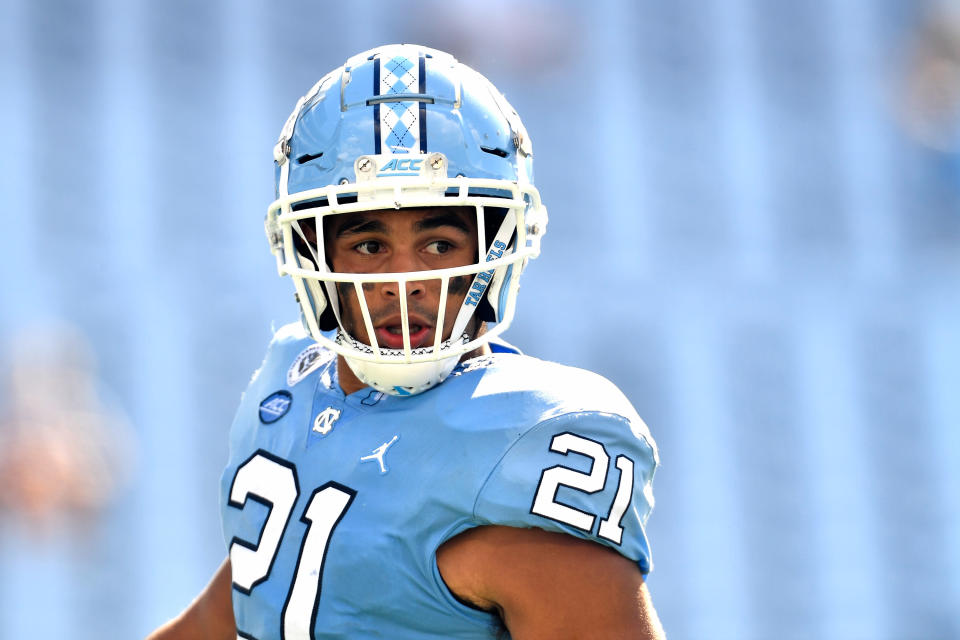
[{"left": 220, "top": 324, "right": 659, "bottom": 639}]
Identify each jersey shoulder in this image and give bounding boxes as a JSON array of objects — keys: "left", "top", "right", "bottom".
[
  {"left": 229, "top": 322, "right": 337, "bottom": 441},
  {"left": 245, "top": 322, "right": 335, "bottom": 392},
  {"left": 443, "top": 353, "right": 659, "bottom": 573},
  {"left": 449, "top": 352, "right": 656, "bottom": 451}
]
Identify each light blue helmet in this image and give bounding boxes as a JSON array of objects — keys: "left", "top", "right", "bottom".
[{"left": 265, "top": 44, "right": 547, "bottom": 396}]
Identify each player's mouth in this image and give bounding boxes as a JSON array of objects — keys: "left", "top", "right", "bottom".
[{"left": 374, "top": 316, "right": 433, "bottom": 350}]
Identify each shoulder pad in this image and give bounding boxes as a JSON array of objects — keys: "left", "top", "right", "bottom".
[{"left": 475, "top": 411, "right": 657, "bottom": 571}]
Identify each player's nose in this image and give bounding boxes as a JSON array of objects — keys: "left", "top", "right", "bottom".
[
  {"left": 379, "top": 249, "right": 427, "bottom": 298},
  {"left": 380, "top": 279, "right": 426, "bottom": 299}
]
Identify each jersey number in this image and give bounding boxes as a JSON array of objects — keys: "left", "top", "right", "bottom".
[
  {"left": 228, "top": 451, "right": 355, "bottom": 640},
  {"left": 531, "top": 432, "right": 635, "bottom": 544}
]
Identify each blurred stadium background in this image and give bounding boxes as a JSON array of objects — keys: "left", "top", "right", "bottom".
[{"left": 1, "top": 0, "right": 959, "bottom": 638}]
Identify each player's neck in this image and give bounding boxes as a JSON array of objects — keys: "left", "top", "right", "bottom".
[{"left": 336, "top": 356, "right": 366, "bottom": 395}]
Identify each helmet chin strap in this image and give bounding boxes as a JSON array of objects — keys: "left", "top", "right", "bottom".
[
  {"left": 337, "top": 330, "right": 468, "bottom": 396},
  {"left": 442, "top": 212, "right": 517, "bottom": 346}
]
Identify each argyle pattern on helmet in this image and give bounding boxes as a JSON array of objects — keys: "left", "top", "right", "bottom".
[{"left": 379, "top": 55, "right": 419, "bottom": 153}]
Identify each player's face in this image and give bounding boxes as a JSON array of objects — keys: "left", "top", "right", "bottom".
[{"left": 323, "top": 207, "right": 480, "bottom": 350}]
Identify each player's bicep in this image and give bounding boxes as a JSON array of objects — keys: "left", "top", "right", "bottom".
[{"left": 439, "top": 525, "right": 664, "bottom": 640}]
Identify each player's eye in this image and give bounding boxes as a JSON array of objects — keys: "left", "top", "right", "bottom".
[
  {"left": 355, "top": 240, "right": 383, "bottom": 255},
  {"left": 425, "top": 240, "right": 453, "bottom": 255}
]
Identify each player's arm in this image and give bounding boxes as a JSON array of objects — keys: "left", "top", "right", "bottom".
[
  {"left": 146, "top": 557, "right": 236, "bottom": 640},
  {"left": 438, "top": 525, "right": 665, "bottom": 640}
]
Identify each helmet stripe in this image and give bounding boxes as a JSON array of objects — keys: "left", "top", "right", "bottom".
[
  {"left": 372, "top": 56, "right": 382, "bottom": 154},
  {"left": 418, "top": 53, "right": 427, "bottom": 153},
  {"left": 378, "top": 51, "right": 420, "bottom": 154}
]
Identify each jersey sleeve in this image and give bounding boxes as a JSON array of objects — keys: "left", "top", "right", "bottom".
[{"left": 473, "top": 410, "right": 658, "bottom": 574}]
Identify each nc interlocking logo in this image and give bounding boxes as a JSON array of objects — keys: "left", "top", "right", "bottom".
[{"left": 313, "top": 407, "right": 342, "bottom": 436}]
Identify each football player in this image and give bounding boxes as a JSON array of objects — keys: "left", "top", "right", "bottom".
[{"left": 149, "top": 44, "right": 663, "bottom": 639}]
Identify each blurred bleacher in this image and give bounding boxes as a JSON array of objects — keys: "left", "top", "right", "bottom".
[{"left": 0, "top": 1, "right": 957, "bottom": 638}]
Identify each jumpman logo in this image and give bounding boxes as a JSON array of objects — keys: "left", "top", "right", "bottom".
[{"left": 360, "top": 435, "right": 399, "bottom": 474}]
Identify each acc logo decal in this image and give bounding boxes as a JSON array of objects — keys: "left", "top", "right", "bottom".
[
  {"left": 312, "top": 407, "right": 341, "bottom": 436},
  {"left": 259, "top": 390, "right": 293, "bottom": 423},
  {"left": 377, "top": 157, "right": 423, "bottom": 177},
  {"left": 287, "top": 344, "right": 333, "bottom": 387}
]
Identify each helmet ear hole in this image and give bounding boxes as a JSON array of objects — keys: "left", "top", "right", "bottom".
[
  {"left": 483, "top": 208, "right": 508, "bottom": 253},
  {"left": 300, "top": 279, "right": 340, "bottom": 332},
  {"left": 317, "top": 280, "right": 340, "bottom": 331},
  {"left": 317, "top": 305, "right": 339, "bottom": 331},
  {"left": 476, "top": 297, "right": 498, "bottom": 323}
]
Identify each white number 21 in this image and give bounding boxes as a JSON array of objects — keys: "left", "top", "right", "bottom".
[
  {"left": 531, "top": 432, "right": 635, "bottom": 545},
  {"left": 227, "top": 451, "right": 355, "bottom": 640}
]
